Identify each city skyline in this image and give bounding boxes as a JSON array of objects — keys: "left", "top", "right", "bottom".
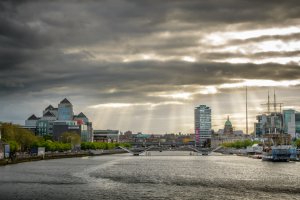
[{"left": 1, "top": 1, "right": 300, "bottom": 133}]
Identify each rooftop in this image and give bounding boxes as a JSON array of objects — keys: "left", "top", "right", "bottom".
[
  {"left": 27, "top": 114, "right": 38, "bottom": 120},
  {"left": 60, "top": 98, "right": 71, "bottom": 104},
  {"left": 77, "top": 112, "right": 87, "bottom": 118},
  {"left": 45, "top": 105, "right": 54, "bottom": 110},
  {"left": 43, "top": 111, "right": 56, "bottom": 117}
]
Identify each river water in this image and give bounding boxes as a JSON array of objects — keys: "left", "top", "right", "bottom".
[{"left": 0, "top": 151, "right": 299, "bottom": 200}]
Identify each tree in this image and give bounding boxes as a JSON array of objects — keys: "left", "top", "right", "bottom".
[
  {"left": 295, "top": 139, "right": 300, "bottom": 148},
  {"left": 7, "top": 140, "right": 20, "bottom": 153},
  {"left": 61, "top": 132, "right": 81, "bottom": 145},
  {"left": 221, "top": 139, "right": 259, "bottom": 149},
  {"left": 0, "top": 123, "right": 38, "bottom": 151},
  {"left": 43, "top": 134, "right": 53, "bottom": 141}
]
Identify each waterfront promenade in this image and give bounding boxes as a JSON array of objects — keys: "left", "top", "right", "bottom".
[
  {"left": 0, "top": 149, "right": 126, "bottom": 166},
  {"left": 0, "top": 151, "right": 299, "bottom": 200}
]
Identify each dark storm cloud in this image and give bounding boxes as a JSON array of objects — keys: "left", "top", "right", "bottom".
[
  {"left": 201, "top": 51, "right": 300, "bottom": 61},
  {"left": 228, "top": 32, "right": 300, "bottom": 46},
  {"left": 0, "top": 0, "right": 300, "bottom": 130},
  {"left": 1, "top": 57, "right": 299, "bottom": 100}
]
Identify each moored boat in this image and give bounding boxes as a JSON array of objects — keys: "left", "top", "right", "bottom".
[
  {"left": 261, "top": 134, "right": 296, "bottom": 162},
  {"left": 262, "top": 145, "right": 295, "bottom": 162}
]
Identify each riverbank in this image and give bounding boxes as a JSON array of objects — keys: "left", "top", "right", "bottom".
[
  {"left": 214, "top": 147, "right": 247, "bottom": 155},
  {"left": 0, "top": 149, "right": 127, "bottom": 166},
  {"left": 215, "top": 147, "right": 300, "bottom": 161}
]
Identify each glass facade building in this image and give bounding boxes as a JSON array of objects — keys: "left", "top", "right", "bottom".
[
  {"left": 295, "top": 113, "right": 300, "bottom": 138},
  {"left": 194, "top": 105, "right": 211, "bottom": 147},
  {"left": 58, "top": 98, "right": 74, "bottom": 121},
  {"left": 254, "top": 113, "right": 283, "bottom": 137},
  {"left": 283, "top": 109, "right": 296, "bottom": 138},
  {"left": 254, "top": 110, "right": 300, "bottom": 139},
  {"left": 25, "top": 98, "right": 93, "bottom": 142},
  {"left": 36, "top": 120, "right": 53, "bottom": 136}
]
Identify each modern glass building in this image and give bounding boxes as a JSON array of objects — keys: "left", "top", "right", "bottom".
[
  {"left": 80, "top": 125, "right": 89, "bottom": 142},
  {"left": 295, "top": 113, "right": 300, "bottom": 138},
  {"left": 24, "top": 98, "right": 93, "bottom": 142},
  {"left": 36, "top": 120, "right": 54, "bottom": 136},
  {"left": 283, "top": 109, "right": 296, "bottom": 138},
  {"left": 194, "top": 105, "right": 211, "bottom": 147},
  {"left": 58, "top": 98, "right": 74, "bottom": 121},
  {"left": 254, "top": 113, "right": 284, "bottom": 137}
]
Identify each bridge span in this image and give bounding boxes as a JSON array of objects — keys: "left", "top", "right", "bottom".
[{"left": 118, "top": 145, "right": 222, "bottom": 156}]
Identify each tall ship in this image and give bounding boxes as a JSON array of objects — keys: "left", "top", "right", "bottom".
[
  {"left": 262, "top": 134, "right": 296, "bottom": 162},
  {"left": 253, "top": 90, "right": 297, "bottom": 162}
]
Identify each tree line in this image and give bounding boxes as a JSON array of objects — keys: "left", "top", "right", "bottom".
[
  {"left": 0, "top": 123, "right": 131, "bottom": 153},
  {"left": 221, "top": 139, "right": 258, "bottom": 149}
]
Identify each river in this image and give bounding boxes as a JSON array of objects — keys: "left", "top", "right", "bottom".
[{"left": 0, "top": 151, "right": 299, "bottom": 200}]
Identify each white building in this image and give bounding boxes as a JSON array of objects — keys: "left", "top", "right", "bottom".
[{"left": 194, "top": 105, "right": 211, "bottom": 147}]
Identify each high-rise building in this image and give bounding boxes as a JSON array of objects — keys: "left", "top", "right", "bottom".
[
  {"left": 295, "top": 113, "right": 300, "bottom": 138},
  {"left": 58, "top": 98, "right": 74, "bottom": 121},
  {"left": 194, "top": 105, "right": 211, "bottom": 147},
  {"left": 283, "top": 109, "right": 296, "bottom": 138}
]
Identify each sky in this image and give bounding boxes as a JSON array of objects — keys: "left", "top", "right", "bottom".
[{"left": 1, "top": 0, "right": 300, "bottom": 134}]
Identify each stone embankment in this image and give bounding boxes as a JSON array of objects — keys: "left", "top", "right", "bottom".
[{"left": 0, "top": 149, "right": 127, "bottom": 166}]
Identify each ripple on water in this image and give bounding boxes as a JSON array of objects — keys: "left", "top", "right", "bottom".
[{"left": 0, "top": 152, "right": 299, "bottom": 200}]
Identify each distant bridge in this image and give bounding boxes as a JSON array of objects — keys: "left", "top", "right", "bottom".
[
  {"left": 118, "top": 145, "right": 221, "bottom": 156},
  {"left": 118, "top": 146, "right": 154, "bottom": 156}
]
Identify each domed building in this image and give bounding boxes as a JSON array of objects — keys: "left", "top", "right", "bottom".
[{"left": 224, "top": 116, "right": 233, "bottom": 134}]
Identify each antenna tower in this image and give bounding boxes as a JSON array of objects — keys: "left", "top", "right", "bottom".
[{"left": 246, "top": 86, "right": 248, "bottom": 134}]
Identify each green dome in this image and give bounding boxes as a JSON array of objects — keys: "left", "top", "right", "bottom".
[
  {"left": 225, "top": 120, "right": 232, "bottom": 126},
  {"left": 224, "top": 116, "right": 232, "bottom": 126}
]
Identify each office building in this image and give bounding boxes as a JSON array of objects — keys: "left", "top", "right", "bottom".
[
  {"left": 194, "top": 105, "right": 211, "bottom": 147},
  {"left": 58, "top": 98, "right": 74, "bottom": 121},
  {"left": 296, "top": 113, "right": 300, "bottom": 138},
  {"left": 24, "top": 98, "right": 93, "bottom": 142},
  {"left": 254, "top": 113, "right": 284, "bottom": 137},
  {"left": 283, "top": 109, "right": 296, "bottom": 138},
  {"left": 93, "top": 130, "right": 119, "bottom": 142}
]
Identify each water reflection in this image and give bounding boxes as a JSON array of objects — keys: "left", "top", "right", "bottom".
[{"left": 0, "top": 152, "right": 299, "bottom": 199}]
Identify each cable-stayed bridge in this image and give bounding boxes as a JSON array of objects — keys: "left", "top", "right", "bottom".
[{"left": 118, "top": 145, "right": 221, "bottom": 156}]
